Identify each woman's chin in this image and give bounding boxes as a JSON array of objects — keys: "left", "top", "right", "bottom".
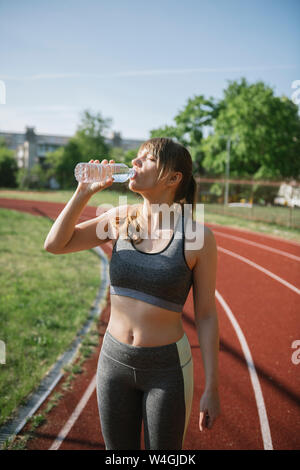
[
  {"left": 128, "top": 182, "right": 140, "bottom": 194},
  {"left": 129, "top": 179, "right": 139, "bottom": 190}
]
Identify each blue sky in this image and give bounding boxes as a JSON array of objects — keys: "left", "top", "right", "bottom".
[{"left": 0, "top": 0, "right": 299, "bottom": 140}]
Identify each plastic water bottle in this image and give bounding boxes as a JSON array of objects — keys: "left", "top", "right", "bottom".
[{"left": 74, "top": 162, "right": 136, "bottom": 183}]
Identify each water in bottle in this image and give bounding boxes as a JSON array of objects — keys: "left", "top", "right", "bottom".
[{"left": 74, "top": 162, "right": 136, "bottom": 183}]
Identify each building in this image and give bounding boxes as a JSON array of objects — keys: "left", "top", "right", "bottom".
[
  {"left": 0, "top": 127, "right": 70, "bottom": 171},
  {"left": 0, "top": 127, "right": 144, "bottom": 171}
]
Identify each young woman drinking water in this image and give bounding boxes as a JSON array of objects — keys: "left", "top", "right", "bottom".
[{"left": 44, "top": 137, "right": 220, "bottom": 450}]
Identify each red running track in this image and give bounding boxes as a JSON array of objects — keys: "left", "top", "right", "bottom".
[{"left": 1, "top": 198, "right": 299, "bottom": 450}]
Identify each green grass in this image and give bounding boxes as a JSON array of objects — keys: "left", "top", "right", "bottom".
[
  {"left": 0, "top": 209, "right": 102, "bottom": 427},
  {"left": 200, "top": 208, "right": 300, "bottom": 243},
  {"left": 1, "top": 318, "right": 101, "bottom": 450},
  {"left": 204, "top": 203, "right": 300, "bottom": 231},
  {"left": 0, "top": 187, "right": 141, "bottom": 206}
]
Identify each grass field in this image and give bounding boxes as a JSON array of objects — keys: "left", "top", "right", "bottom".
[
  {"left": 205, "top": 203, "right": 300, "bottom": 230},
  {"left": 0, "top": 209, "right": 102, "bottom": 427},
  {"left": 0, "top": 188, "right": 141, "bottom": 206},
  {"left": 201, "top": 210, "right": 300, "bottom": 243}
]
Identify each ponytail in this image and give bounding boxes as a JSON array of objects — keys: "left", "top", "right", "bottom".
[{"left": 180, "top": 174, "right": 197, "bottom": 221}]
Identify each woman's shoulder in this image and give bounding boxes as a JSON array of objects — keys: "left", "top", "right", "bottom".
[
  {"left": 186, "top": 217, "right": 215, "bottom": 239},
  {"left": 185, "top": 219, "right": 216, "bottom": 256},
  {"left": 197, "top": 224, "right": 217, "bottom": 260}
]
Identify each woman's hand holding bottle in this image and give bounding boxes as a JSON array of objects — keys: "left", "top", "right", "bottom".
[{"left": 77, "top": 159, "right": 115, "bottom": 197}]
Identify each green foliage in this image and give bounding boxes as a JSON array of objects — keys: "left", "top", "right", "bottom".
[
  {"left": 150, "top": 78, "right": 300, "bottom": 180},
  {"left": 106, "top": 147, "right": 141, "bottom": 194},
  {"left": 97, "top": 145, "right": 140, "bottom": 169},
  {"left": 123, "top": 148, "right": 140, "bottom": 167},
  {"left": 46, "top": 139, "right": 82, "bottom": 189},
  {"left": 16, "top": 168, "right": 29, "bottom": 189},
  {"left": 45, "top": 109, "right": 113, "bottom": 189},
  {"left": 150, "top": 95, "right": 219, "bottom": 173},
  {"left": 17, "top": 164, "right": 50, "bottom": 190},
  {"left": 174, "top": 95, "right": 219, "bottom": 146},
  {"left": 110, "top": 146, "right": 127, "bottom": 163},
  {"left": 75, "top": 109, "right": 112, "bottom": 159},
  {"left": 150, "top": 125, "right": 183, "bottom": 142},
  {"left": 0, "top": 141, "right": 18, "bottom": 188},
  {"left": 44, "top": 146, "right": 65, "bottom": 183},
  {"left": 201, "top": 77, "right": 300, "bottom": 179}
]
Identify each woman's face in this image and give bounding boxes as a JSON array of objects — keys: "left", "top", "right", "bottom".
[{"left": 129, "top": 147, "right": 165, "bottom": 193}]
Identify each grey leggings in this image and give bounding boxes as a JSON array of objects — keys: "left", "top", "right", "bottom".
[{"left": 96, "top": 330, "right": 194, "bottom": 450}]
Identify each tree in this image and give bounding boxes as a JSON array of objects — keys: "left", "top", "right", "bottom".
[
  {"left": 0, "top": 138, "right": 18, "bottom": 188},
  {"left": 149, "top": 78, "right": 300, "bottom": 180},
  {"left": 17, "top": 163, "right": 50, "bottom": 190},
  {"left": 110, "top": 146, "right": 127, "bottom": 164},
  {"left": 45, "top": 140, "right": 82, "bottom": 189},
  {"left": 75, "top": 109, "right": 112, "bottom": 159},
  {"left": 150, "top": 125, "right": 184, "bottom": 143},
  {"left": 45, "top": 109, "right": 113, "bottom": 188},
  {"left": 150, "top": 95, "right": 219, "bottom": 173},
  {"left": 201, "top": 77, "right": 300, "bottom": 179},
  {"left": 123, "top": 148, "right": 140, "bottom": 168}
]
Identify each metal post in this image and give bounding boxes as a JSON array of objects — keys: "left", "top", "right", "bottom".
[
  {"left": 224, "top": 137, "right": 231, "bottom": 207},
  {"left": 289, "top": 205, "right": 293, "bottom": 228},
  {"left": 250, "top": 182, "right": 254, "bottom": 220}
]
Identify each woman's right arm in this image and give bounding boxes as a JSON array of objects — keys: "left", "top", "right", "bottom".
[{"left": 44, "top": 159, "right": 117, "bottom": 254}]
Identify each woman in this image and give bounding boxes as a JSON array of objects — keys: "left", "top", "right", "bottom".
[{"left": 44, "top": 137, "right": 220, "bottom": 450}]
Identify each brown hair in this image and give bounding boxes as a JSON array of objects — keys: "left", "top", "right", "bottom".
[{"left": 114, "top": 137, "right": 197, "bottom": 244}]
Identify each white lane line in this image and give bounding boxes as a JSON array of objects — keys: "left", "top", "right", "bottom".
[
  {"left": 49, "top": 374, "right": 96, "bottom": 450},
  {"left": 218, "top": 246, "right": 300, "bottom": 296},
  {"left": 205, "top": 221, "right": 300, "bottom": 248},
  {"left": 216, "top": 290, "right": 273, "bottom": 450},
  {"left": 213, "top": 230, "right": 300, "bottom": 262}
]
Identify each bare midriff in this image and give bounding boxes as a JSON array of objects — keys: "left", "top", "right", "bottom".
[
  {"left": 107, "top": 296, "right": 185, "bottom": 347},
  {"left": 107, "top": 230, "right": 196, "bottom": 348}
]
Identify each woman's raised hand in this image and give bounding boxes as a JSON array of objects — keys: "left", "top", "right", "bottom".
[{"left": 77, "top": 159, "right": 115, "bottom": 196}]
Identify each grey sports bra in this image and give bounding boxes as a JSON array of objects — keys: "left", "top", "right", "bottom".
[{"left": 109, "top": 212, "right": 193, "bottom": 313}]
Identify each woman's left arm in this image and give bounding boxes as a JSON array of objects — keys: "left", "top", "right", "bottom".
[{"left": 192, "top": 225, "right": 221, "bottom": 432}]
